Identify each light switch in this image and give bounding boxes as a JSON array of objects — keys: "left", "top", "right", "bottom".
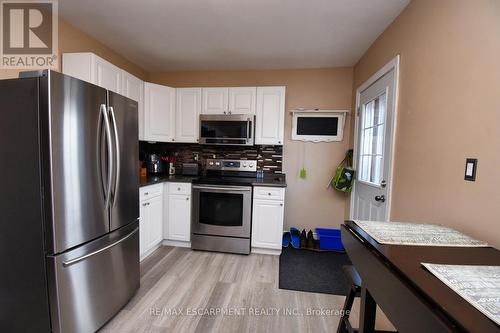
[{"left": 464, "top": 158, "right": 477, "bottom": 181}]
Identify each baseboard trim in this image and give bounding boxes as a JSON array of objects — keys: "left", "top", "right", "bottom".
[
  {"left": 251, "top": 247, "right": 282, "bottom": 256},
  {"left": 162, "top": 240, "right": 191, "bottom": 248},
  {"left": 140, "top": 242, "right": 162, "bottom": 262}
]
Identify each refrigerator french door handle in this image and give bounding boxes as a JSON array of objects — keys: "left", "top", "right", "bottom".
[
  {"left": 108, "top": 106, "right": 120, "bottom": 206},
  {"left": 61, "top": 227, "right": 138, "bottom": 267},
  {"left": 101, "top": 105, "right": 114, "bottom": 211}
]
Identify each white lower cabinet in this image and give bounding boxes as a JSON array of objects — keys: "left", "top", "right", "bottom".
[
  {"left": 251, "top": 187, "right": 285, "bottom": 252},
  {"left": 164, "top": 182, "right": 192, "bottom": 243},
  {"left": 139, "top": 184, "right": 164, "bottom": 258}
]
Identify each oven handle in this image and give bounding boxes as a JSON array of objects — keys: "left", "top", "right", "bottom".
[{"left": 192, "top": 185, "right": 252, "bottom": 192}]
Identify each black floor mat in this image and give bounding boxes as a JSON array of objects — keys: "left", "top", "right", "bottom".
[{"left": 279, "top": 247, "right": 352, "bottom": 295}]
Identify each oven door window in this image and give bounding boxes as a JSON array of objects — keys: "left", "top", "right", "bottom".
[
  {"left": 199, "top": 192, "right": 243, "bottom": 227},
  {"left": 201, "top": 121, "right": 249, "bottom": 139}
]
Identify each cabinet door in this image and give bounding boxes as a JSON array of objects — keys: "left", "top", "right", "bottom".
[
  {"left": 229, "top": 87, "right": 256, "bottom": 115},
  {"left": 167, "top": 195, "right": 191, "bottom": 242},
  {"left": 95, "top": 57, "right": 122, "bottom": 94},
  {"left": 139, "top": 201, "right": 149, "bottom": 257},
  {"left": 147, "top": 195, "right": 163, "bottom": 249},
  {"left": 144, "top": 82, "right": 175, "bottom": 142},
  {"left": 122, "top": 72, "right": 145, "bottom": 140},
  {"left": 251, "top": 199, "right": 284, "bottom": 249},
  {"left": 62, "top": 53, "right": 94, "bottom": 84},
  {"left": 175, "top": 88, "right": 201, "bottom": 143},
  {"left": 255, "top": 86, "right": 286, "bottom": 145},
  {"left": 202, "top": 88, "right": 228, "bottom": 114}
]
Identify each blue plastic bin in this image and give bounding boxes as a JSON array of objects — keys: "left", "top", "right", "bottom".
[{"left": 315, "top": 228, "right": 345, "bottom": 251}]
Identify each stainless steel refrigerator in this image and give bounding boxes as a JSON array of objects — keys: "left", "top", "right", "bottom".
[{"left": 0, "top": 70, "right": 140, "bottom": 333}]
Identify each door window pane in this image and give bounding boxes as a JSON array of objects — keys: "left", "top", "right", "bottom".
[{"left": 358, "top": 92, "right": 387, "bottom": 185}]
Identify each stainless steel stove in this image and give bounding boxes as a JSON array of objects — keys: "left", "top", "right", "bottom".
[{"left": 191, "top": 159, "right": 257, "bottom": 254}]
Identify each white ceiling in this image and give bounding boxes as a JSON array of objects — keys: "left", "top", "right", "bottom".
[{"left": 59, "top": 0, "right": 410, "bottom": 72}]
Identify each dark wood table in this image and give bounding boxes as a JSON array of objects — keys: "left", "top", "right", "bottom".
[{"left": 341, "top": 221, "right": 500, "bottom": 333}]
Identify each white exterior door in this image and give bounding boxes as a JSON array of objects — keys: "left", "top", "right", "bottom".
[
  {"left": 144, "top": 82, "right": 175, "bottom": 142},
  {"left": 175, "top": 88, "right": 201, "bottom": 143},
  {"left": 255, "top": 86, "right": 286, "bottom": 145},
  {"left": 202, "top": 88, "right": 228, "bottom": 114},
  {"left": 167, "top": 194, "right": 191, "bottom": 241},
  {"left": 352, "top": 68, "right": 397, "bottom": 221},
  {"left": 228, "top": 87, "right": 256, "bottom": 114}
]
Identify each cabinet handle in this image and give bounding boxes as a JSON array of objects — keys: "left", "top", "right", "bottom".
[
  {"left": 172, "top": 138, "right": 175, "bottom": 142},
  {"left": 280, "top": 203, "right": 283, "bottom": 206},
  {"left": 228, "top": 110, "right": 232, "bottom": 115},
  {"left": 142, "top": 203, "right": 148, "bottom": 207},
  {"left": 178, "top": 187, "right": 181, "bottom": 191},
  {"left": 223, "top": 111, "right": 227, "bottom": 115},
  {"left": 144, "top": 192, "right": 148, "bottom": 195},
  {"left": 268, "top": 193, "right": 272, "bottom": 196},
  {"left": 186, "top": 197, "right": 189, "bottom": 201}
]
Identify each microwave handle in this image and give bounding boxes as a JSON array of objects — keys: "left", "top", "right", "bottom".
[{"left": 246, "top": 118, "right": 250, "bottom": 139}]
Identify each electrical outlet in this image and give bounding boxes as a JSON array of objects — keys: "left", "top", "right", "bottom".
[{"left": 464, "top": 158, "right": 477, "bottom": 181}]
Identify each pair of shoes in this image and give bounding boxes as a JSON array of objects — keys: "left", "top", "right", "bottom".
[
  {"left": 282, "top": 231, "right": 291, "bottom": 247},
  {"left": 306, "top": 230, "right": 315, "bottom": 249},
  {"left": 300, "top": 229, "right": 307, "bottom": 248},
  {"left": 290, "top": 227, "right": 301, "bottom": 248}
]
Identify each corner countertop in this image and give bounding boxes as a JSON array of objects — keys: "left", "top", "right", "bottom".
[
  {"left": 139, "top": 173, "right": 287, "bottom": 188},
  {"left": 139, "top": 175, "right": 197, "bottom": 187}
]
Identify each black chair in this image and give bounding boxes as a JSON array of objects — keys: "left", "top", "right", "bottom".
[{"left": 336, "top": 265, "right": 396, "bottom": 333}]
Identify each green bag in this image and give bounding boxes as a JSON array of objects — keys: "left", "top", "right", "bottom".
[{"left": 332, "top": 149, "right": 354, "bottom": 193}]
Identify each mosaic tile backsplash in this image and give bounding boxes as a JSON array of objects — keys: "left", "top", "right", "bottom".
[{"left": 139, "top": 142, "right": 283, "bottom": 174}]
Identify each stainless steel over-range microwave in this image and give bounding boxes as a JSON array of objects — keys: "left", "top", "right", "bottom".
[{"left": 199, "top": 114, "right": 255, "bottom": 146}]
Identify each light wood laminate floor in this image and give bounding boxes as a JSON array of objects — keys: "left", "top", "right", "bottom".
[{"left": 100, "top": 246, "right": 395, "bottom": 333}]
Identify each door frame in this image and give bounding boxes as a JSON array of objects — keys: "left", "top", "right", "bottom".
[{"left": 349, "top": 55, "right": 400, "bottom": 221}]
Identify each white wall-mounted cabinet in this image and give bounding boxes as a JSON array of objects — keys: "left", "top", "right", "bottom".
[
  {"left": 251, "top": 186, "right": 285, "bottom": 252},
  {"left": 122, "top": 72, "right": 145, "bottom": 140},
  {"left": 229, "top": 87, "right": 257, "bottom": 114},
  {"left": 164, "top": 182, "right": 191, "bottom": 242},
  {"left": 202, "top": 88, "right": 229, "bottom": 115},
  {"left": 144, "top": 82, "right": 175, "bottom": 142},
  {"left": 255, "top": 86, "right": 286, "bottom": 145},
  {"left": 202, "top": 87, "right": 256, "bottom": 115},
  {"left": 139, "top": 184, "right": 164, "bottom": 259},
  {"left": 62, "top": 52, "right": 145, "bottom": 139},
  {"left": 175, "top": 88, "right": 201, "bottom": 143}
]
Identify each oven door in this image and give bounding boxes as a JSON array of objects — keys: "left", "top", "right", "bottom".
[
  {"left": 192, "top": 185, "right": 252, "bottom": 238},
  {"left": 199, "top": 114, "right": 254, "bottom": 146}
]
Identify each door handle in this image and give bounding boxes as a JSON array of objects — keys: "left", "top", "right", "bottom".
[
  {"left": 62, "top": 227, "right": 138, "bottom": 267},
  {"left": 109, "top": 106, "right": 120, "bottom": 205},
  {"left": 100, "top": 104, "right": 113, "bottom": 211},
  {"left": 375, "top": 195, "right": 386, "bottom": 203}
]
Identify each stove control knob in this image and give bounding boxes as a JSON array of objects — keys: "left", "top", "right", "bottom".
[
  {"left": 215, "top": 162, "right": 221, "bottom": 166},
  {"left": 209, "top": 161, "right": 214, "bottom": 166},
  {"left": 243, "top": 163, "right": 248, "bottom": 167},
  {"left": 249, "top": 163, "right": 255, "bottom": 168}
]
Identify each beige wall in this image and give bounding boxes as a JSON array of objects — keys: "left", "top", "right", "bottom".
[
  {"left": 351, "top": 0, "right": 500, "bottom": 248},
  {"left": 0, "top": 18, "right": 146, "bottom": 80},
  {"left": 149, "top": 68, "right": 353, "bottom": 231}
]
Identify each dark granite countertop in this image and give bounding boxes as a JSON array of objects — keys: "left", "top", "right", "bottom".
[
  {"left": 139, "top": 175, "right": 197, "bottom": 187},
  {"left": 139, "top": 173, "right": 287, "bottom": 188}
]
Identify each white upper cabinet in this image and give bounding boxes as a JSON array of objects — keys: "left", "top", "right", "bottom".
[
  {"left": 95, "top": 57, "right": 122, "bottom": 94},
  {"left": 175, "top": 88, "right": 201, "bottom": 143},
  {"left": 229, "top": 87, "right": 256, "bottom": 115},
  {"left": 121, "top": 71, "right": 145, "bottom": 140},
  {"left": 255, "top": 86, "right": 286, "bottom": 145},
  {"left": 144, "top": 82, "right": 175, "bottom": 142},
  {"left": 202, "top": 88, "right": 229, "bottom": 114}
]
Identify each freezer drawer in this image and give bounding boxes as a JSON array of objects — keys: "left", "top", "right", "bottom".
[{"left": 47, "top": 221, "right": 139, "bottom": 333}]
